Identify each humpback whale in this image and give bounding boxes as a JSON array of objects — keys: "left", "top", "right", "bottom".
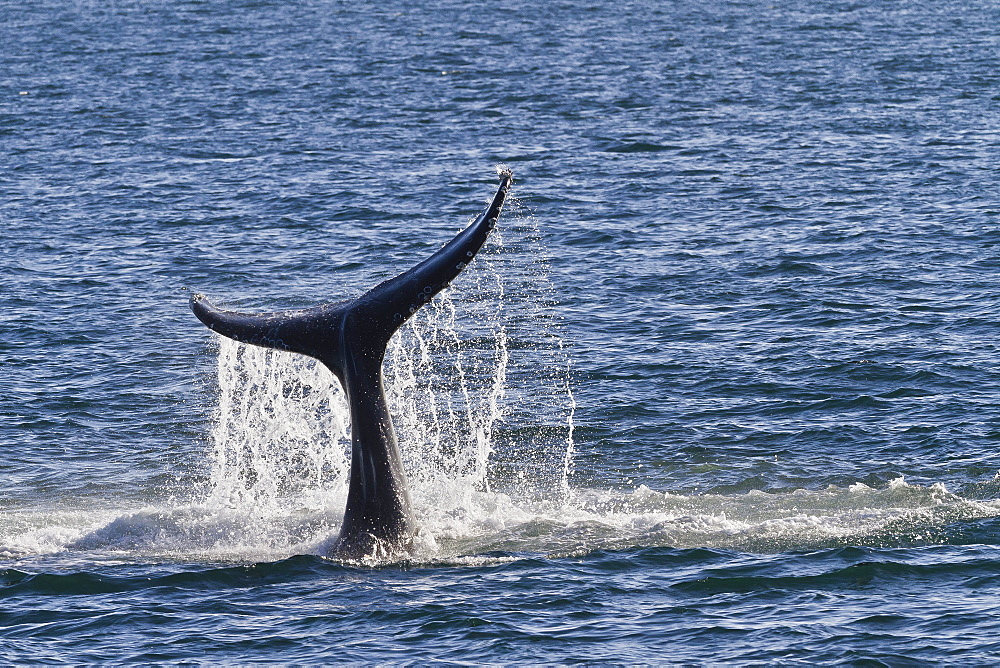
[{"left": 190, "top": 170, "right": 513, "bottom": 559}]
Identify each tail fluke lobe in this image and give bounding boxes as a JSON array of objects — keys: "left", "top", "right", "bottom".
[
  {"left": 355, "top": 169, "right": 513, "bottom": 340},
  {"left": 189, "top": 294, "right": 348, "bottom": 367}
]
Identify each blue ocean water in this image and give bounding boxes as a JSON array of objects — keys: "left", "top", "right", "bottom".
[{"left": 4, "top": 0, "right": 1000, "bottom": 662}]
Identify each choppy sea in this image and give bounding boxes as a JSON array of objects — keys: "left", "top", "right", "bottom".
[{"left": 3, "top": 0, "right": 1000, "bottom": 662}]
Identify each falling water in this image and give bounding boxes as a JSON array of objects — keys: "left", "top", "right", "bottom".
[{"left": 201, "top": 203, "right": 578, "bottom": 558}]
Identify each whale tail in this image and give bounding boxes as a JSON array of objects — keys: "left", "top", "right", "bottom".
[
  {"left": 189, "top": 170, "right": 513, "bottom": 373},
  {"left": 189, "top": 169, "right": 514, "bottom": 558}
]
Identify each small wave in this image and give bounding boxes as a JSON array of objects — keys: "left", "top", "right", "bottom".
[
  {"left": 0, "top": 555, "right": 338, "bottom": 597},
  {"left": 604, "top": 141, "right": 678, "bottom": 154},
  {"left": 671, "top": 552, "right": 1000, "bottom": 595}
]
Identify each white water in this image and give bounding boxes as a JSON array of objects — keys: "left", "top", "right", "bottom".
[
  {"left": 4, "top": 213, "right": 999, "bottom": 565},
  {"left": 181, "top": 213, "right": 582, "bottom": 561}
]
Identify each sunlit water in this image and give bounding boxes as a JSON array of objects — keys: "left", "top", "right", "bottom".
[{"left": 4, "top": 0, "right": 1000, "bottom": 662}]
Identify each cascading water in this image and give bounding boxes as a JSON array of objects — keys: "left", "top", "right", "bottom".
[
  {"left": 200, "top": 199, "right": 579, "bottom": 560},
  {"left": 204, "top": 341, "right": 349, "bottom": 547}
]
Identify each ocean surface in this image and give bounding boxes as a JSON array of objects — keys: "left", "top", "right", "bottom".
[{"left": 3, "top": 0, "right": 1000, "bottom": 662}]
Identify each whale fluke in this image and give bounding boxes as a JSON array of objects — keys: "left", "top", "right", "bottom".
[{"left": 191, "top": 169, "right": 513, "bottom": 559}]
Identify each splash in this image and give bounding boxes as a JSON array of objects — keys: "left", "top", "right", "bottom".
[
  {"left": 206, "top": 342, "right": 349, "bottom": 515},
  {"left": 192, "top": 207, "right": 579, "bottom": 560},
  {"left": 8, "top": 207, "right": 999, "bottom": 566},
  {"left": 532, "top": 478, "right": 1000, "bottom": 558}
]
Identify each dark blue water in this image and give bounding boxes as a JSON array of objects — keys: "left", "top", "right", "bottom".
[{"left": 4, "top": 0, "right": 1000, "bottom": 662}]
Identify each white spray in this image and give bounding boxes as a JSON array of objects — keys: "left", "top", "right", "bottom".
[{"left": 199, "top": 202, "right": 578, "bottom": 559}]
